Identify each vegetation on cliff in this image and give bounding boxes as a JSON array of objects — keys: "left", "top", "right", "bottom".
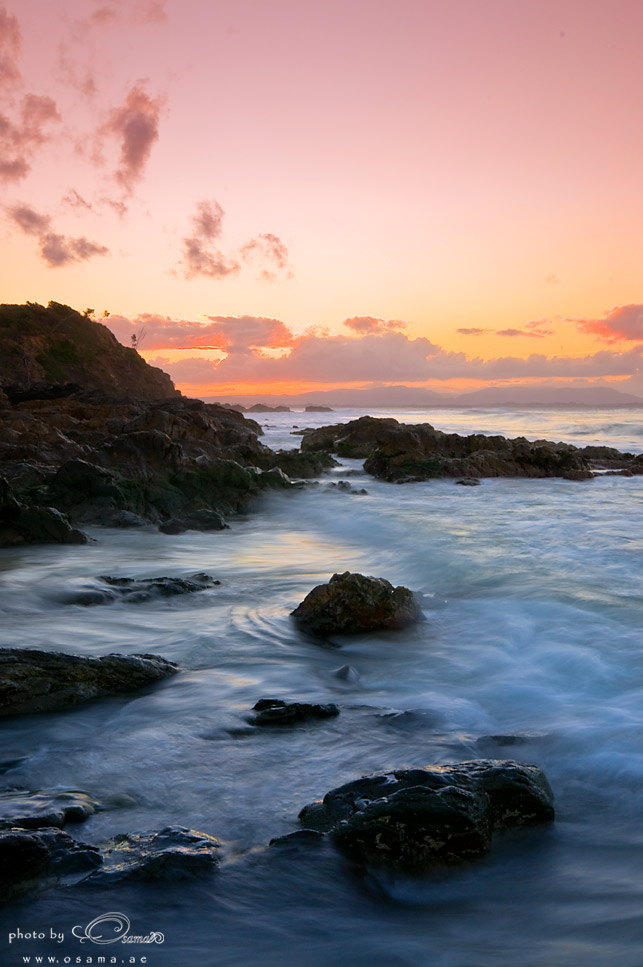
[{"left": 0, "top": 301, "right": 177, "bottom": 400}]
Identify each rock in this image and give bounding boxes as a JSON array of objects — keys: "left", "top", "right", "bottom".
[
  {"left": 92, "top": 825, "right": 220, "bottom": 882},
  {"left": 0, "top": 789, "right": 100, "bottom": 829},
  {"left": 250, "top": 698, "right": 340, "bottom": 726},
  {"left": 300, "top": 417, "right": 608, "bottom": 482},
  {"left": 159, "top": 511, "right": 228, "bottom": 534},
  {"left": 298, "top": 760, "right": 554, "bottom": 872},
  {"left": 0, "top": 476, "right": 87, "bottom": 547},
  {"left": 269, "top": 829, "right": 325, "bottom": 848},
  {"left": 0, "top": 648, "right": 180, "bottom": 718},
  {"left": 0, "top": 827, "right": 102, "bottom": 900},
  {"left": 456, "top": 477, "right": 480, "bottom": 486},
  {"left": 247, "top": 403, "right": 291, "bottom": 412},
  {"left": 563, "top": 469, "right": 595, "bottom": 481},
  {"left": 61, "top": 572, "right": 220, "bottom": 606},
  {"left": 291, "top": 571, "right": 422, "bottom": 635},
  {"left": 304, "top": 405, "right": 334, "bottom": 412}
]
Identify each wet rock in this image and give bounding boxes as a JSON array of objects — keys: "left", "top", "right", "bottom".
[
  {"left": 300, "top": 417, "right": 602, "bottom": 482},
  {"left": 563, "top": 469, "right": 595, "bottom": 481},
  {"left": 291, "top": 571, "right": 423, "bottom": 635},
  {"left": 269, "top": 829, "right": 325, "bottom": 848},
  {"left": 299, "top": 760, "right": 554, "bottom": 873},
  {"left": 0, "top": 827, "right": 102, "bottom": 899},
  {"left": 0, "top": 648, "right": 180, "bottom": 718},
  {"left": 250, "top": 698, "right": 340, "bottom": 726},
  {"left": 61, "top": 572, "right": 219, "bottom": 606},
  {"left": 0, "top": 789, "right": 100, "bottom": 829},
  {"left": 159, "top": 510, "right": 229, "bottom": 534},
  {"left": 456, "top": 477, "right": 480, "bottom": 486},
  {"left": 92, "top": 825, "right": 220, "bottom": 882}
]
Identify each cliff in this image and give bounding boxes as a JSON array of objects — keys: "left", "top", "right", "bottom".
[{"left": 0, "top": 301, "right": 177, "bottom": 400}]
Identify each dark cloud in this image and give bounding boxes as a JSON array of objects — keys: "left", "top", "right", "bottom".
[
  {"left": 574, "top": 304, "right": 643, "bottom": 343},
  {"left": 0, "top": 94, "right": 61, "bottom": 184},
  {"left": 344, "top": 316, "right": 407, "bottom": 334},
  {"left": 8, "top": 204, "right": 109, "bottom": 267},
  {"left": 0, "top": 5, "right": 21, "bottom": 89},
  {"left": 102, "top": 82, "right": 162, "bottom": 191},
  {"left": 8, "top": 203, "right": 51, "bottom": 234},
  {"left": 192, "top": 200, "right": 225, "bottom": 241}
]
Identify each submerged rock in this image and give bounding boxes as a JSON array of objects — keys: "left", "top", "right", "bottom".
[
  {"left": 250, "top": 698, "right": 340, "bottom": 726},
  {"left": 0, "top": 827, "right": 102, "bottom": 899},
  {"left": 0, "top": 789, "right": 100, "bottom": 829},
  {"left": 291, "top": 571, "right": 422, "bottom": 635},
  {"left": 92, "top": 825, "right": 221, "bottom": 882},
  {"left": 62, "top": 571, "right": 219, "bottom": 606},
  {"left": 0, "top": 648, "right": 180, "bottom": 718},
  {"left": 299, "top": 760, "right": 554, "bottom": 873}
]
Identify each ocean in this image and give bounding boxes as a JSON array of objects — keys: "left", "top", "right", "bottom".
[{"left": 2, "top": 406, "right": 643, "bottom": 967}]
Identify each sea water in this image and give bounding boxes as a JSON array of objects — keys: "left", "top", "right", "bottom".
[{"left": 1, "top": 406, "right": 643, "bottom": 967}]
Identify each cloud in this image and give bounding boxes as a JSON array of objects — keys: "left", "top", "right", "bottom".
[
  {"left": 241, "top": 232, "right": 291, "bottom": 281},
  {"left": 574, "top": 304, "right": 643, "bottom": 343},
  {"left": 8, "top": 203, "right": 109, "bottom": 267},
  {"left": 0, "top": 94, "right": 61, "bottom": 183},
  {"left": 343, "top": 316, "right": 407, "bottom": 334},
  {"left": 106, "top": 312, "right": 293, "bottom": 351},
  {"left": 62, "top": 189, "right": 94, "bottom": 212},
  {"left": 102, "top": 82, "right": 162, "bottom": 191},
  {"left": 178, "top": 199, "right": 240, "bottom": 279},
  {"left": 456, "top": 328, "right": 489, "bottom": 336},
  {"left": 192, "top": 200, "right": 225, "bottom": 240},
  {"left": 495, "top": 328, "right": 548, "bottom": 338},
  {"left": 108, "top": 309, "right": 643, "bottom": 388},
  {"left": 0, "top": 5, "right": 21, "bottom": 89}
]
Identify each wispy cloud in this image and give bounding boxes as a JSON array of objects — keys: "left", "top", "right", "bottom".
[
  {"left": 8, "top": 203, "right": 109, "bottom": 267},
  {"left": 343, "top": 316, "right": 407, "bottom": 334},
  {"left": 101, "top": 82, "right": 162, "bottom": 192}
]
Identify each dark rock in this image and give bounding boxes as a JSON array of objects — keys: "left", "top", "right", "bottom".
[
  {"left": 0, "top": 789, "right": 100, "bottom": 829},
  {"left": 304, "top": 405, "right": 334, "bottom": 412},
  {"left": 250, "top": 698, "right": 340, "bottom": 726},
  {"left": 0, "top": 648, "right": 180, "bottom": 718},
  {"left": 291, "top": 571, "right": 423, "bottom": 635},
  {"left": 0, "top": 827, "right": 102, "bottom": 899},
  {"left": 299, "top": 760, "right": 554, "bottom": 872},
  {"left": 92, "top": 825, "right": 220, "bottom": 882},
  {"left": 300, "top": 417, "right": 606, "bottom": 482},
  {"left": 563, "top": 469, "right": 595, "bottom": 481},
  {"left": 0, "top": 476, "right": 88, "bottom": 547},
  {"left": 159, "top": 511, "right": 228, "bottom": 534},
  {"left": 456, "top": 477, "right": 481, "bottom": 486},
  {"left": 269, "top": 829, "right": 326, "bottom": 848},
  {"left": 62, "top": 572, "right": 220, "bottom": 606},
  {"left": 248, "top": 403, "right": 291, "bottom": 412}
]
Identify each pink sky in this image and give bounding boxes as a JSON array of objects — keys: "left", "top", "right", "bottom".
[{"left": 2, "top": 0, "right": 643, "bottom": 397}]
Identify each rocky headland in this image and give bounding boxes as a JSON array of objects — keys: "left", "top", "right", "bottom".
[{"left": 299, "top": 415, "right": 643, "bottom": 482}]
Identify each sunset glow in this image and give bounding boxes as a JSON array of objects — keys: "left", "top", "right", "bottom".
[{"left": 2, "top": 0, "right": 643, "bottom": 399}]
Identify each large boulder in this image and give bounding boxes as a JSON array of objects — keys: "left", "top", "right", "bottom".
[
  {"left": 0, "top": 648, "right": 180, "bottom": 717},
  {"left": 299, "top": 760, "right": 554, "bottom": 872},
  {"left": 291, "top": 571, "right": 422, "bottom": 635},
  {"left": 0, "top": 476, "right": 87, "bottom": 547}
]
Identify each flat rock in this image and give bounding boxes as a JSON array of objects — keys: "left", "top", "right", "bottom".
[
  {"left": 299, "top": 759, "right": 554, "bottom": 873},
  {"left": 250, "top": 698, "right": 340, "bottom": 726},
  {"left": 0, "top": 648, "right": 180, "bottom": 717},
  {"left": 61, "top": 572, "right": 219, "bottom": 606},
  {"left": 0, "top": 789, "right": 100, "bottom": 829},
  {"left": 92, "top": 825, "right": 221, "bottom": 882},
  {"left": 291, "top": 571, "right": 422, "bottom": 635}
]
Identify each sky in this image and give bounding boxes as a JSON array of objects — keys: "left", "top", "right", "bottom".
[{"left": 2, "top": 0, "right": 643, "bottom": 399}]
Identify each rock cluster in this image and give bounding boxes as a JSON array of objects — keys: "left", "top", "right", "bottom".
[{"left": 300, "top": 416, "right": 643, "bottom": 482}]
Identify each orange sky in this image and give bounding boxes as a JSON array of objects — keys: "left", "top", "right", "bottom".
[{"left": 2, "top": 0, "right": 643, "bottom": 398}]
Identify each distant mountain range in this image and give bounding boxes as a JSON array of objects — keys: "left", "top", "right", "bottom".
[{"left": 204, "top": 383, "right": 643, "bottom": 409}]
